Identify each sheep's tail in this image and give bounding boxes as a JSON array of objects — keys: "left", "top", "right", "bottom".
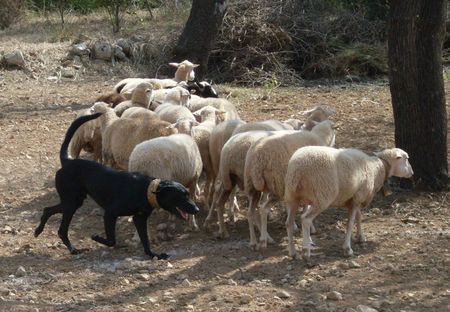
[{"left": 60, "top": 113, "right": 102, "bottom": 167}]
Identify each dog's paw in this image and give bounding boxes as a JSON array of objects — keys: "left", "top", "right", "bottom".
[
  {"left": 157, "top": 253, "right": 170, "bottom": 260},
  {"left": 34, "top": 227, "right": 43, "bottom": 237}
]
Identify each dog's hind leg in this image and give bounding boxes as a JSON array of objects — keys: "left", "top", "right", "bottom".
[
  {"left": 34, "top": 204, "right": 63, "bottom": 237},
  {"left": 58, "top": 203, "right": 85, "bottom": 255},
  {"left": 91, "top": 212, "right": 118, "bottom": 247},
  {"left": 133, "top": 214, "right": 168, "bottom": 260}
]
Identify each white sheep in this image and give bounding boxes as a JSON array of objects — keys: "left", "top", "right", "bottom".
[
  {"left": 208, "top": 130, "right": 278, "bottom": 238},
  {"left": 114, "top": 60, "right": 199, "bottom": 97},
  {"left": 128, "top": 134, "right": 203, "bottom": 230},
  {"left": 69, "top": 103, "right": 103, "bottom": 162},
  {"left": 93, "top": 102, "right": 177, "bottom": 170},
  {"left": 232, "top": 119, "right": 295, "bottom": 136},
  {"left": 155, "top": 104, "right": 195, "bottom": 124},
  {"left": 189, "top": 95, "right": 240, "bottom": 120},
  {"left": 284, "top": 146, "right": 413, "bottom": 260},
  {"left": 244, "top": 120, "right": 335, "bottom": 249},
  {"left": 113, "top": 82, "right": 153, "bottom": 117},
  {"left": 121, "top": 107, "right": 157, "bottom": 119},
  {"left": 150, "top": 86, "right": 192, "bottom": 111}
]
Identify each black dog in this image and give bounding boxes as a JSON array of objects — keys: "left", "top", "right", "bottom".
[{"left": 35, "top": 113, "right": 199, "bottom": 259}]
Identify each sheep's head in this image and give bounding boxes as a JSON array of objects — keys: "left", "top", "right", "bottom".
[
  {"left": 169, "top": 60, "right": 199, "bottom": 82},
  {"left": 131, "top": 82, "right": 153, "bottom": 108},
  {"left": 169, "top": 118, "right": 199, "bottom": 135},
  {"left": 91, "top": 102, "right": 111, "bottom": 114},
  {"left": 310, "top": 120, "right": 335, "bottom": 147},
  {"left": 376, "top": 148, "right": 413, "bottom": 179}
]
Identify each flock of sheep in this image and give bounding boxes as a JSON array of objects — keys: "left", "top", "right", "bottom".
[{"left": 68, "top": 60, "right": 414, "bottom": 261}]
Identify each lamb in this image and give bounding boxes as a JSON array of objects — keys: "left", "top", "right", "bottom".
[
  {"left": 114, "top": 60, "right": 199, "bottom": 97},
  {"left": 69, "top": 104, "right": 103, "bottom": 162},
  {"left": 128, "top": 133, "right": 203, "bottom": 230},
  {"left": 114, "top": 82, "right": 153, "bottom": 117},
  {"left": 284, "top": 146, "right": 413, "bottom": 260},
  {"left": 155, "top": 104, "right": 195, "bottom": 124},
  {"left": 207, "top": 130, "right": 278, "bottom": 238},
  {"left": 232, "top": 119, "right": 296, "bottom": 136},
  {"left": 188, "top": 106, "right": 227, "bottom": 211},
  {"left": 300, "top": 105, "right": 336, "bottom": 130},
  {"left": 121, "top": 107, "right": 157, "bottom": 119},
  {"left": 93, "top": 102, "right": 177, "bottom": 170},
  {"left": 244, "top": 120, "right": 336, "bottom": 249},
  {"left": 188, "top": 96, "right": 240, "bottom": 120},
  {"left": 150, "top": 86, "right": 191, "bottom": 110}
]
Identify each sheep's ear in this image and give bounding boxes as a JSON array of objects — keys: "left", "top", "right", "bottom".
[
  {"left": 169, "top": 62, "right": 180, "bottom": 67},
  {"left": 193, "top": 64, "right": 200, "bottom": 68}
]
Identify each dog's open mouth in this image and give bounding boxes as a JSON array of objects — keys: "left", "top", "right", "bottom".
[{"left": 176, "top": 207, "right": 188, "bottom": 221}]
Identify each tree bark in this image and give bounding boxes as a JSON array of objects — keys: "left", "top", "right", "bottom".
[
  {"left": 388, "top": 0, "right": 448, "bottom": 190},
  {"left": 173, "top": 0, "right": 228, "bottom": 79}
]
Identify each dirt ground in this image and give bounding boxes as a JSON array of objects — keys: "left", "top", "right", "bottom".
[{"left": 1, "top": 12, "right": 450, "bottom": 312}]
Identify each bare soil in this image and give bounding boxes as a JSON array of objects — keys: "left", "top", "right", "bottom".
[{"left": 1, "top": 12, "right": 449, "bottom": 312}]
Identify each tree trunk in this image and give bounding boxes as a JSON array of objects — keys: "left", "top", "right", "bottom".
[
  {"left": 388, "top": 0, "right": 448, "bottom": 190},
  {"left": 173, "top": 0, "right": 228, "bottom": 79}
]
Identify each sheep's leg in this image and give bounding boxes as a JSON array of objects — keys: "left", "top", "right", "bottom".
[
  {"left": 226, "top": 188, "right": 240, "bottom": 224},
  {"left": 300, "top": 206, "right": 320, "bottom": 260},
  {"left": 259, "top": 192, "right": 272, "bottom": 249},
  {"left": 194, "top": 183, "right": 202, "bottom": 202},
  {"left": 302, "top": 205, "right": 317, "bottom": 235},
  {"left": 247, "top": 191, "right": 261, "bottom": 250},
  {"left": 354, "top": 209, "right": 366, "bottom": 243},
  {"left": 188, "top": 215, "right": 199, "bottom": 231},
  {"left": 343, "top": 206, "right": 358, "bottom": 257},
  {"left": 214, "top": 186, "right": 232, "bottom": 239},
  {"left": 285, "top": 201, "right": 299, "bottom": 258},
  {"left": 204, "top": 182, "right": 221, "bottom": 229},
  {"left": 187, "top": 182, "right": 199, "bottom": 231},
  {"left": 286, "top": 204, "right": 299, "bottom": 232}
]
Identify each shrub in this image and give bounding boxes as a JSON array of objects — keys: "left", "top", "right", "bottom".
[{"left": 0, "top": 0, "right": 24, "bottom": 29}]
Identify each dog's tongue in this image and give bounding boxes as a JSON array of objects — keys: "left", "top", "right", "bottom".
[{"left": 176, "top": 207, "right": 188, "bottom": 221}]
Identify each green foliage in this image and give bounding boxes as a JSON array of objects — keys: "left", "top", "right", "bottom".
[{"left": 326, "top": 0, "right": 389, "bottom": 20}]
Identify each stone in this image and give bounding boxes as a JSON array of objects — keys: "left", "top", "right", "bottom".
[
  {"left": 61, "top": 68, "right": 76, "bottom": 79},
  {"left": 3, "top": 50, "right": 25, "bottom": 67},
  {"left": 138, "top": 273, "right": 151, "bottom": 281},
  {"left": 349, "top": 260, "right": 361, "bottom": 268},
  {"left": 228, "top": 278, "right": 238, "bottom": 286},
  {"left": 167, "top": 262, "right": 173, "bottom": 268},
  {"left": 182, "top": 279, "right": 192, "bottom": 287},
  {"left": 157, "top": 223, "right": 168, "bottom": 231},
  {"left": 356, "top": 305, "right": 378, "bottom": 312},
  {"left": 148, "top": 297, "right": 157, "bottom": 303},
  {"left": 92, "top": 41, "right": 113, "bottom": 61},
  {"left": 15, "top": 266, "right": 27, "bottom": 277},
  {"left": 326, "top": 291, "right": 343, "bottom": 301},
  {"left": 116, "top": 38, "right": 132, "bottom": 56},
  {"left": 239, "top": 294, "right": 252, "bottom": 304},
  {"left": 277, "top": 290, "right": 291, "bottom": 299},
  {"left": 70, "top": 43, "right": 90, "bottom": 57},
  {"left": 298, "top": 279, "right": 308, "bottom": 288}
]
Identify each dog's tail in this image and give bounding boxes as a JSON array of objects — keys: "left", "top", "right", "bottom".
[{"left": 60, "top": 113, "right": 102, "bottom": 167}]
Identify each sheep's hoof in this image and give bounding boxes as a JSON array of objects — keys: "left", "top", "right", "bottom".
[
  {"left": 259, "top": 239, "right": 268, "bottom": 250},
  {"left": 301, "top": 247, "right": 311, "bottom": 261},
  {"left": 343, "top": 247, "right": 354, "bottom": 257},
  {"left": 289, "top": 250, "right": 299, "bottom": 260},
  {"left": 249, "top": 242, "right": 258, "bottom": 251}
]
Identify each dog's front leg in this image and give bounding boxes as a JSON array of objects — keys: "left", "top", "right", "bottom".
[
  {"left": 92, "top": 212, "right": 117, "bottom": 247},
  {"left": 133, "top": 214, "right": 169, "bottom": 260}
]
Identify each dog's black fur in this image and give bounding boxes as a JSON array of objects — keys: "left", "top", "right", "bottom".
[{"left": 35, "top": 113, "right": 199, "bottom": 259}]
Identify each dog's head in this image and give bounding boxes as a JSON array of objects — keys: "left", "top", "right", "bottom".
[{"left": 148, "top": 179, "right": 199, "bottom": 220}]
